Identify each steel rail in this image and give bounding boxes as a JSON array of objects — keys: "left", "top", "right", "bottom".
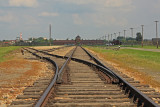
[
  {"left": 26, "top": 47, "right": 77, "bottom": 106},
  {"left": 81, "top": 46, "right": 118, "bottom": 77},
  {"left": 34, "top": 58, "right": 58, "bottom": 107},
  {"left": 81, "top": 47, "right": 159, "bottom": 107},
  {"left": 24, "top": 48, "right": 59, "bottom": 107},
  {"left": 70, "top": 57, "right": 119, "bottom": 83},
  {"left": 26, "top": 47, "right": 159, "bottom": 106},
  {"left": 28, "top": 47, "right": 119, "bottom": 83},
  {"left": 23, "top": 48, "right": 59, "bottom": 107},
  {"left": 56, "top": 46, "right": 77, "bottom": 83}
]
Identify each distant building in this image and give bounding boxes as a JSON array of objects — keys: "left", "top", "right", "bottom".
[
  {"left": 3, "top": 40, "right": 16, "bottom": 45},
  {"left": 75, "top": 35, "right": 81, "bottom": 45},
  {"left": 16, "top": 37, "right": 20, "bottom": 41},
  {"left": 80, "top": 40, "right": 105, "bottom": 45},
  {"left": 53, "top": 35, "right": 106, "bottom": 45},
  {"left": 53, "top": 40, "right": 75, "bottom": 45}
]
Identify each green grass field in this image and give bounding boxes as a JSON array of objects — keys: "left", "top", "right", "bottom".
[
  {"left": 87, "top": 46, "right": 160, "bottom": 71},
  {"left": 0, "top": 46, "right": 23, "bottom": 62},
  {"left": 121, "top": 45, "right": 160, "bottom": 49},
  {"left": 84, "top": 44, "right": 160, "bottom": 49}
]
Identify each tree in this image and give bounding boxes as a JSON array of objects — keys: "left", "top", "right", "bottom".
[
  {"left": 117, "top": 36, "right": 125, "bottom": 41},
  {"left": 136, "top": 32, "right": 142, "bottom": 41},
  {"left": 28, "top": 37, "right": 49, "bottom": 46},
  {"left": 126, "top": 37, "right": 135, "bottom": 41}
]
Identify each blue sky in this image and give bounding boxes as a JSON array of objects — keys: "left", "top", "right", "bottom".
[{"left": 0, "top": 0, "right": 160, "bottom": 40}]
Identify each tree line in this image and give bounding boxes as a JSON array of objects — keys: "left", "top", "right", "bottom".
[{"left": 15, "top": 37, "right": 53, "bottom": 46}]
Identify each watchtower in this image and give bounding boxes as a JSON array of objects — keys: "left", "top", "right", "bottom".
[{"left": 75, "top": 35, "right": 81, "bottom": 45}]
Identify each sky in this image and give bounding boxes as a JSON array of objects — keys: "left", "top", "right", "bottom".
[{"left": 0, "top": 0, "right": 160, "bottom": 40}]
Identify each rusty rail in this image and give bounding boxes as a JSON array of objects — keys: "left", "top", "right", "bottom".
[
  {"left": 28, "top": 47, "right": 119, "bottom": 83},
  {"left": 25, "top": 47, "right": 159, "bottom": 107},
  {"left": 27, "top": 47, "right": 77, "bottom": 107},
  {"left": 56, "top": 46, "right": 77, "bottom": 84},
  {"left": 23, "top": 48, "right": 59, "bottom": 107}
]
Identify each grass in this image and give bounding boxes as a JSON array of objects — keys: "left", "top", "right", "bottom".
[
  {"left": 0, "top": 46, "right": 23, "bottom": 62},
  {"left": 84, "top": 44, "right": 160, "bottom": 49},
  {"left": 121, "top": 45, "right": 160, "bottom": 49},
  {"left": 109, "top": 49, "right": 160, "bottom": 63},
  {"left": 87, "top": 47, "right": 160, "bottom": 68}
]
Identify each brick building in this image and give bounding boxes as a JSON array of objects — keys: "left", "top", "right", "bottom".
[
  {"left": 53, "top": 36, "right": 106, "bottom": 45},
  {"left": 53, "top": 40, "right": 75, "bottom": 45}
]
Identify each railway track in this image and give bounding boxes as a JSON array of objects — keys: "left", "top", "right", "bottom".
[
  {"left": 9, "top": 46, "right": 160, "bottom": 107},
  {"left": 36, "top": 46, "right": 71, "bottom": 53}
]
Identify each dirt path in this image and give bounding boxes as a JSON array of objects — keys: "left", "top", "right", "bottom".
[{"left": 0, "top": 49, "right": 53, "bottom": 106}]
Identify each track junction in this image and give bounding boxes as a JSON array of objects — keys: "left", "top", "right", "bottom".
[{"left": 9, "top": 46, "right": 160, "bottom": 107}]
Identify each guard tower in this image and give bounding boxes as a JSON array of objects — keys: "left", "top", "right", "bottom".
[{"left": 75, "top": 35, "right": 81, "bottom": 45}]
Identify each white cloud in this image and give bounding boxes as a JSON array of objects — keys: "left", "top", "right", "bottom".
[
  {"left": 55, "top": 0, "right": 92, "bottom": 5},
  {"left": 0, "top": 10, "right": 3, "bottom": 14},
  {"left": 9, "top": 0, "right": 38, "bottom": 7},
  {"left": 104, "top": 0, "right": 132, "bottom": 7},
  {"left": 56, "top": 0, "right": 135, "bottom": 15},
  {"left": 39, "top": 12, "right": 59, "bottom": 17},
  {"left": 72, "top": 14, "right": 83, "bottom": 25},
  {"left": 110, "top": 17, "right": 128, "bottom": 26},
  {"left": 0, "top": 13, "right": 17, "bottom": 22},
  {"left": 153, "top": 0, "right": 160, "bottom": 10},
  {"left": 24, "top": 15, "right": 38, "bottom": 25},
  {"left": 56, "top": 0, "right": 133, "bottom": 7},
  {"left": 84, "top": 13, "right": 128, "bottom": 27},
  {"left": 0, "top": 0, "right": 8, "bottom": 7}
]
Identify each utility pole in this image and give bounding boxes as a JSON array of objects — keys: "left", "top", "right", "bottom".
[
  {"left": 155, "top": 21, "right": 159, "bottom": 48},
  {"left": 105, "top": 35, "right": 107, "bottom": 40},
  {"left": 130, "top": 28, "right": 133, "bottom": 38},
  {"left": 49, "top": 24, "right": 51, "bottom": 46},
  {"left": 124, "top": 30, "right": 126, "bottom": 45},
  {"left": 124, "top": 30, "right": 126, "bottom": 39},
  {"left": 114, "top": 33, "right": 116, "bottom": 39},
  {"left": 141, "top": 25, "right": 144, "bottom": 47},
  {"left": 111, "top": 34, "right": 112, "bottom": 41},
  {"left": 119, "top": 32, "right": 121, "bottom": 37},
  {"left": 130, "top": 28, "right": 134, "bottom": 46},
  {"left": 108, "top": 34, "right": 110, "bottom": 44},
  {"left": 104, "top": 35, "right": 107, "bottom": 45}
]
